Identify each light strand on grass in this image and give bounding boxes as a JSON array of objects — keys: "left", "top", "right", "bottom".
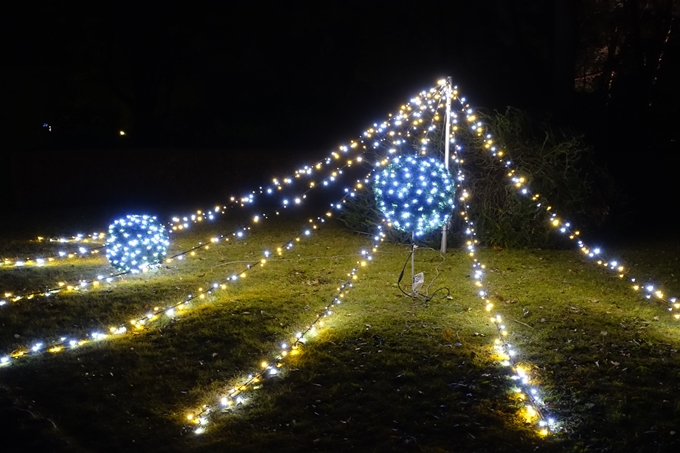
[
  {"left": 184, "top": 83, "right": 451, "bottom": 432},
  {"left": 0, "top": 270, "right": 129, "bottom": 308},
  {"left": 454, "top": 92, "right": 680, "bottom": 324},
  {"left": 0, "top": 223, "right": 258, "bottom": 308},
  {"left": 185, "top": 227, "right": 385, "bottom": 434},
  {"left": 5, "top": 80, "right": 446, "bottom": 272},
  {"left": 450, "top": 112, "right": 559, "bottom": 436},
  {"left": 3, "top": 81, "right": 446, "bottom": 307},
  {"left": 0, "top": 233, "right": 106, "bottom": 268},
  {"left": 0, "top": 156, "right": 382, "bottom": 366},
  {"left": 0, "top": 176, "right": 373, "bottom": 368},
  {"left": 168, "top": 205, "right": 234, "bottom": 232},
  {"left": 456, "top": 177, "right": 559, "bottom": 436},
  {"left": 36, "top": 232, "right": 106, "bottom": 244}
]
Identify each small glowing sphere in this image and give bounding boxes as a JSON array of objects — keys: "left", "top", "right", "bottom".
[
  {"left": 373, "top": 154, "right": 455, "bottom": 236},
  {"left": 106, "top": 215, "right": 170, "bottom": 272}
]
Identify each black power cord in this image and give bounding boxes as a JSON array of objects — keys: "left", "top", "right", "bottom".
[{"left": 396, "top": 247, "right": 450, "bottom": 302}]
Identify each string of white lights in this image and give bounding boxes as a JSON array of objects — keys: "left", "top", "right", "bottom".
[
  {"left": 184, "top": 226, "right": 385, "bottom": 434},
  {"left": 341, "top": 82, "right": 559, "bottom": 436},
  {"left": 168, "top": 204, "right": 234, "bottom": 232},
  {"left": 0, "top": 224, "right": 257, "bottom": 308},
  {"left": 2, "top": 85, "right": 448, "bottom": 313},
  {"left": 3, "top": 79, "right": 561, "bottom": 439},
  {"left": 168, "top": 85, "right": 449, "bottom": 231},
  {"left": 448, "top": 110, "right": 559, "bottom": 436},
  {"left": 454, "top": 94, "right": 680, "bottom": 323},
  {"left": 0, "top": 172, "right": 377, "bottom": 368},
  {"left": 0, "top": 233, "right": 106, "bottom": 268},
  {"left": 0, "top": 144, "right": 394, "bottom": 370}
]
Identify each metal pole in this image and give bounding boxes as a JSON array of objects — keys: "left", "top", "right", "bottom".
[
  {"left": 411, "top": 230, "right": 416, "bottom": 296},
  {"left": 440, "top": 76, "right": 453, "bottom": 254}
]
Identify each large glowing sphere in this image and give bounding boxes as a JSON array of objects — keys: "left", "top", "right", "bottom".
[
  {"left": 106, "top": 215, "right": 170, "bottom": 273},
  {"left": 373, "top": 155, "right": 456, "bottom": 236}
]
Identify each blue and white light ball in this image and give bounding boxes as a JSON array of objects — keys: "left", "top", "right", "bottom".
[
  {"left": 373, "top": 155, "right": 456, "bottom": 236},
  {"left": 106, "top": 215, "right": 170, "bottom": 273}
]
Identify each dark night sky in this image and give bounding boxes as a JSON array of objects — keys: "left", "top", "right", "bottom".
[
  {"left": 1, "top": 1, "right": 679, "bottom": 231},
  {"left": 3, "top": 1, "right": 542, "bottom": 147},
  {"left": 5, "top": 1, "right": 602, "bottom": 140}
]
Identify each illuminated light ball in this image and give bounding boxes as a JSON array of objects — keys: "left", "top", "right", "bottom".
[
  {"left": 373, "top": 154, "right": 455, "bottom": 236},
  {"left": 106, "top": 215, "right": 170, "bottom": 273}
]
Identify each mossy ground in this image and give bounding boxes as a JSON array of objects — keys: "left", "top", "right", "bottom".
[{"left": 1, "top": 212, "right": 679, "bottom": 452}]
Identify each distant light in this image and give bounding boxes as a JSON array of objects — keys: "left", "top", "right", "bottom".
[{"left": 119, "top": 130, "right": 125, "bottom": 136}]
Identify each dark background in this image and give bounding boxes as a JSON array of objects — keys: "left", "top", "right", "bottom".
[{"left": 1, "top": 1, "right": 679, "bottom": 236}]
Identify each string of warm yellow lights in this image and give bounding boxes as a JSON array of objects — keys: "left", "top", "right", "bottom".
[
  {"left": 0, "top": 225, "right": 257, "bottom": 308},
  {"left": 0, "top": 173, "right": 376, "bottom": 368},
  {"left": 183, "top": 84, "right": 454, "bottom": 433},
  {"left": 1, "top": 124, "right": 396, "bottom": 365},
  {"left": 448, "top": 113, "right": 559, "bottom": 436},
  {"left": 184, "top": 227, "right": 385, "bottom": 434},
  {"left": 0, "top": 270, "right": 127, "bottom": 308},
  {"left": 168, "top": 85, "right": 449, "bottom": 232},
  {"left": 2, "top": 81, "right": 552, "bottom": 443},
  {"left": 454, "top": 93, "right": 680, "bottom": 324},
  {"left": 0, "top": 233, "right": 106, "bottom": 268},
  {"left": 346, "top": 84, "right": 559, "bottom": 437}
]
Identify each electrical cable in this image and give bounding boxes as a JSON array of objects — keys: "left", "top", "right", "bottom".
[
  {"left": 396, "top": 248, "right": 415, "bottom": 298},
  {"left": 396, "top": 247, "right": 450, "bottom": 301}
]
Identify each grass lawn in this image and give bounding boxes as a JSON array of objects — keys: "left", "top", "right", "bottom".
[{"left": 1, "top": 211, "right": 680, "bottom": 452}]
